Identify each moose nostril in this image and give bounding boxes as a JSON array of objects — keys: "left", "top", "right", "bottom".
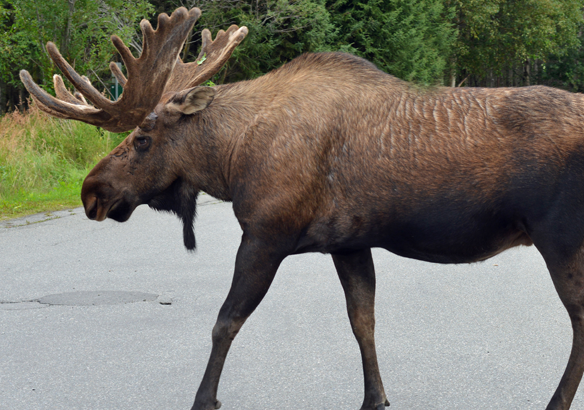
[{"left": 85, "top": 196, "right": 98, "bottom": 220}]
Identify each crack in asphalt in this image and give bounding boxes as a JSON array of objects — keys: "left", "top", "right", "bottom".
[
  {"left": 0, "top": 291, "right": 172, "bottom": 309},
  {"left": 0, "top": 300, "right": 50, "bottom": 310}
]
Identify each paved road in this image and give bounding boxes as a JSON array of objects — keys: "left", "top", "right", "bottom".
[{"left": 1, "top": 195, "right": 582, "bottom": 410}]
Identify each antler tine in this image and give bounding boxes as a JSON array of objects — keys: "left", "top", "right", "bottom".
[
  {"left": 52, "top": 74, "right": 91, "bottom": 106},
  {"left": 46, "top": 42, "right": 113, "bottom": 109},
  {"left": 53, "top": 74, "right": 86, "bottom": 105},
  {"left": 164, "top": 24, "right": 248, "bottom": 93},
  {"left": 20, "top": 70, "right": 106, "bottom": 121},
  {"left": 20, "top": 7, "right": 202, "bottom": 133},
  {"left": 197, "top": 28, "right": 215, "bottom": 61},
  {"left": 109, "top": 62, "right": 127, "bottom": 87}
]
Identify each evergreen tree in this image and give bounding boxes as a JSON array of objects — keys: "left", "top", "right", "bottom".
[{"left": 327, "top": 0, "right": 457, "bottom": 84}]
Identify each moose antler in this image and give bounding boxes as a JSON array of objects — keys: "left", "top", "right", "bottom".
[
  {"left": 163, "top": 25, "right": 249, "bottom": 93},
  {"left": 20, "top": 7, "right": 201, "bottom": 133}
]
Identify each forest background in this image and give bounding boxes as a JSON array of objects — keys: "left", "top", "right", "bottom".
[{"left": 1, "top": 0, "right": 584, "bottom": 218}]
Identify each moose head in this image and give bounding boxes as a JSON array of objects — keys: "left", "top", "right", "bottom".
[{"left": 20, "top": 7, "right": 247, "bottom": 250}]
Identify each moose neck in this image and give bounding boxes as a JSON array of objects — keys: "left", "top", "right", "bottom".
[{"left": 183, "top": 81, "right": 271, "bottom": 202}]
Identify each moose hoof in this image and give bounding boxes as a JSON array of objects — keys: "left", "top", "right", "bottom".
[
  {"left": 374, "top": 400, "right": 390, "bottom": 409},
  {"left": 192, "top": 399, "right": 221, "bottom": 410},
  {"left": 364, "top": 400, "right": 390, "bottom": 410}
]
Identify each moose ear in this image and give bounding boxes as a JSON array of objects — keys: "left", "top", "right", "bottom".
[{"left": 166, "top": 86, "right": 216, "bottom": 115}]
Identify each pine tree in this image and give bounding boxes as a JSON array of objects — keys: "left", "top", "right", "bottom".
[{"left": 327, "top": 0, "right": 457, "bottom": 85}]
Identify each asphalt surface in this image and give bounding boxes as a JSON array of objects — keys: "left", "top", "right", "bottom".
[{"left": 1, "top": 195, "right": 583, "bottom": 410}]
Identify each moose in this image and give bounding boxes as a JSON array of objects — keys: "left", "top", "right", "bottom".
[{"left": 19, "top": 6, "right": 584, "bottom": 410}]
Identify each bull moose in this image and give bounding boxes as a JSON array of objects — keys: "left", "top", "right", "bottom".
[{"left": 19, "top": 6, "right": 584, "bottom": 410}]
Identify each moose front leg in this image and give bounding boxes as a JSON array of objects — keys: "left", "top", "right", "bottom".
[
  {"left": 192, "top": 234, "right": 284, "bottom": 410},
  {"left": 332, "top": 248, "right": 390, "bottom": 410}
]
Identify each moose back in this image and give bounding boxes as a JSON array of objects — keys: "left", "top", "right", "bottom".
[{"left": 20, "top": 7, "right": 584, "bottom": 410}]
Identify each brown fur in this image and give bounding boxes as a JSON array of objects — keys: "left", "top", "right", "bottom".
[{"left": 77, "top": 51, "right": 584, "bottom": 410}]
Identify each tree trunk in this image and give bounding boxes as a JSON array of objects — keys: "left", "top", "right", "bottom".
[
  {"left": 0, "top": 78, "right": 5, "bottom": 115},
  {"left": 524, "top": 59, "right": 530, "bottom": 86},
  {"left": 534, "top": 59, "right": 539, "bottom": 84},
  {"left": 182, "top": 27, "right": 195, "bottom": 61},
  {"left": 18, "top": 87, "right": 25, "bottom": 112},
  {"left": 61, "top": 0, "right": 76, "bottom": 58}
]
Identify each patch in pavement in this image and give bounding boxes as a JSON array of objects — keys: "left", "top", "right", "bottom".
[{"left": 36, "top": 291, "right": 159, "bottom": 306}]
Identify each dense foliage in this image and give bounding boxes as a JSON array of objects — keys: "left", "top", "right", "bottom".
[
  {"left": 452, "top": 0, "right": 584, "bottom": 87},
  {"left": 0, "top": 0, "right": 154, "bottom": 111},
  {"left": 2, "top": 0, "right": 584, "bottom": 113},
  {"left": 329, "top": 0, "right": 456, "bottom": 84},
  {"left": 0, "top": 102, "right": 125, "bottom": 219}
]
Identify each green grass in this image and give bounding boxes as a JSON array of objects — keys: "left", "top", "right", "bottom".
[{"left": 0, "top": 104, "right": 126, "bottom": 221}]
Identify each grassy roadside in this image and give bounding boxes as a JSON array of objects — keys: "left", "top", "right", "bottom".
[{"left": 0, "top": 104, "right": 126, "bottom": 221}]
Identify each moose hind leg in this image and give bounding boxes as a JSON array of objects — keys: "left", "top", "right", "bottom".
[
  {"left": 332, "top": 249, "right": 389, "bottom": 410},
  {"left": 540, "top": 247, "right": 584, "bottom": 410}
]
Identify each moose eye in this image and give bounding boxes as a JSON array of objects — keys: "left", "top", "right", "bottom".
[{"left": 134, "top": 136, "right": 151, "bottom": 151}]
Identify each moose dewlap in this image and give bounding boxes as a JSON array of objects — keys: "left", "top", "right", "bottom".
[{"left": 20, "top": 6, "right": 584, "bottom": 410}]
